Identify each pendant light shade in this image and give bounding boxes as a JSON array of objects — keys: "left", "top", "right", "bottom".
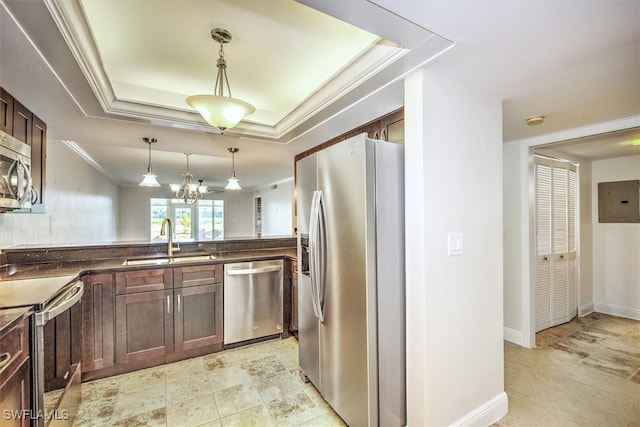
[
  {"left": 186, "top": 28, "right": 255, "bottom": 132},
  {"left": 225, "top": 147, "right": 242, "bottom": 190},
  {"left": 139, "top": 137, "right": 160, "bottom": 187}
]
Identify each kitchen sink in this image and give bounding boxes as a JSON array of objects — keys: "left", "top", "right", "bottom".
[{"left": 122, "top": 253, "right": 216, "bottom": 266}]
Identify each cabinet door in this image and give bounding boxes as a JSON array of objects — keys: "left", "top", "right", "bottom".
[
  {"left": 379, "top": 109, "right": 404, "bottom": 143},
  {"left": 11, "top": 100, "right": 31, "bottom": 145},
  {"left": 115, "top": 268, "right": 173, "bottom": 294},
  {"left": 81, "top": 274, "right": 115, "bottom": 372},
  {"left": 0, "top": 88, "right": 13, "bottom": 134},
  {"left": 174, "top": 283, "right": 223, "bottom": 352},
  {"left": 0, "top": 316, "right": 30, "bottom": 427},
  {"left": 43, "top": 301, "right": 81, "bottom": 392},
  {"left": 346, "top": 120, "right": 381, "bottom": 140},
  {"left": 0, "top": 361, "right": 30, "bottom": 427},
  {"left": 30, "top": 114, "right": 46, "bottom": 209},
  {"left": 115, "top": 290, "right": 173, "bottom": 364},
  {"left": 174, "top": 264, "right": 222, "bottom": 288}
]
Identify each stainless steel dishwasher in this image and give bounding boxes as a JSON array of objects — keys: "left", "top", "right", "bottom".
[{"left": 224, "top": 259, "right": 283, "bottom": 345}]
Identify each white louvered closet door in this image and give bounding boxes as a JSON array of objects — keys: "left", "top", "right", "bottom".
[{"left": 535, "top": 158, "right": 577, "bottom": 333}]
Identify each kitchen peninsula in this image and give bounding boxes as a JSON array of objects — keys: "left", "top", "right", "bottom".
[{"left": 0, "top": 236, "right": 297, "bottom": 383}]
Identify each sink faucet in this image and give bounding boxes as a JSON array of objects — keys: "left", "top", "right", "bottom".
[{"left": 159, "top": 218, "right": 180, "bottom": 256}]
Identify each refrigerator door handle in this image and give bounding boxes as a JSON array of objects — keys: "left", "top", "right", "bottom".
[
  {"left": 309, "top": 191, "right": 321, "bottom": 320},
  {"left": 316, "top": 190, "right": 327, "bottom": 323}
]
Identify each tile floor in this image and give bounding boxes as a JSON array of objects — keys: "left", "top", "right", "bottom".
[
  {"left": 496, "top": 312, "right": 640, "bottom": 427},
  {"left": 74, "top": 313, "right": 639, "bottom": 427},
  {"left": 73, "top": 338, "right": 346, "bottom": 426}
]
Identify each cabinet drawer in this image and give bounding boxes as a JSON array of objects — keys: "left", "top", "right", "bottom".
[
  {"left": 115, "top": 268, "right": 173, "bottom": 294},
  {"left": 0, "top": 317, "right": 29, "bottom": 385},
  {"left": 174, "top": 264, "right": 222, "bottom": 288}
]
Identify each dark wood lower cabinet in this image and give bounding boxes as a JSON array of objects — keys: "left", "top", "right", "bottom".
[
  {"left": 0, "top": 316, "right": 30, "bottom": 427},
  {"left": 174, "top": 283, "right": 223, "bottom": 352},
  {"left": 81, "top": 273, "right": 115, "bottom": 372},
  {"left": 0, "top": 362, "right": 30, "bottom": 427},
  {"left": 115, "top": 290, "right": 173, "bottom": 365}
]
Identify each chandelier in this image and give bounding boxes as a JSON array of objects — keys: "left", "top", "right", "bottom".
[
  {"left": 169, "top": 153, "right": 208, "bottom": 204},
  {"left": 186, "top": 28, "right": 255, "bottom": 132}
]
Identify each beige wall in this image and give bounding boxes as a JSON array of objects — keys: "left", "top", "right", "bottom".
[
  {"left": 405, "top": 69, "right": 506, "bottom": 426},
  {"left": 591, "top": 155, "right": 640, "bottom": 319},
  {"left": 252, "top": 179, "right": 294, "bottom": 237},
  {"left": 0, "top": 139, "right": 119, "bottom": 248}
]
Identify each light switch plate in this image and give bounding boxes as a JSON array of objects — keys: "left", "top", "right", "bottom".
[{"left": 448, "top": 233, "right": 463, "bottom": 256}]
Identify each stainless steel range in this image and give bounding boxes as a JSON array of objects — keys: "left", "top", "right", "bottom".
[{"left": 0, "top": 275, "right": 83, "bottom": 427}]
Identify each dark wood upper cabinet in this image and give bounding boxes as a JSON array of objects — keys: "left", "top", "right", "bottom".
[
  {"left": 11, "top": 100, "right": 32, "bottom": 145},
  {"left": 380, "top": 109, "right": 405, "bottom": 144},
  {"left": 0, "top": 87, "right": 48, "bottom": 212},
  {"left": 31, "top": 114, "right": 47, "bottom": 209},
  {"left": 0, "top": 88, "right": 14, "bottom": 134},
  {"left": 346, "top": 119, "right": 382, "bottom": 140}
]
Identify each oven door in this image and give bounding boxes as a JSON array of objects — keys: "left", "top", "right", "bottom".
[{"left": 33, "top": 281, "right": 83, "bottom": 427}]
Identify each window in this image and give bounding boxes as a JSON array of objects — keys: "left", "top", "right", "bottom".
[{"left": 150, "top": 199, "right": 224, "bottom": 241}]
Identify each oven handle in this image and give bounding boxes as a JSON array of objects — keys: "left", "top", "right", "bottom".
[{"left": 36, "top": 281, "right": 84, "bottom": 326}]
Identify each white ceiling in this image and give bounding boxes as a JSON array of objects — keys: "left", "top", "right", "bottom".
[{"left": 0, "top": 0, "right": 638, "bottom": 191}]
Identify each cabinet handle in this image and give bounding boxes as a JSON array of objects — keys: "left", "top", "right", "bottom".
[
  {"left": 560, "top": 255, "right": 564, "bottom": 259},
  {"left": 177, "top": 293, "right": 181, "bottom": 313},
  {"left": 167, "top": 295, "right": 171, "bottom": 314},
  {"left": 543, "top": 256, "right": 548, "bottom": 261},
  {"left": 0, "top": 352, "right": 11, "bottom": 370}
]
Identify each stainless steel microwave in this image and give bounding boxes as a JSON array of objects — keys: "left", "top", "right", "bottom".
[{"left": 0, "top": 129, "right": 32, "bottom": 212}]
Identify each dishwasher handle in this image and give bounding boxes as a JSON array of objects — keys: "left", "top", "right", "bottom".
[{"left": 226, "top": 265, "right": 282, "bottom": 276}]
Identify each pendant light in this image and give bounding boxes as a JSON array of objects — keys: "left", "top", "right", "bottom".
[
  {"left": 186, "top": 28, "right": 255, "bottom": 132},
  {"left": 139, "top": 137, "right": 160, "bottom": 187},
  {"left": 225, "top": 147, "right": 242, "bottom": 190},
  {"left": 170, "top": 153, "right": 208, "bottom": 203}
]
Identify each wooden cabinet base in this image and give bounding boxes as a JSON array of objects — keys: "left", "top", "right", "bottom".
[{"left": 81, "top": 342, "right": 223, "bottom": 382}]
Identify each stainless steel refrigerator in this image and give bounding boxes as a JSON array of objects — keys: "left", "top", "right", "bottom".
[{"left": 296, "top": 133, "right": 405, "bottom": 427}]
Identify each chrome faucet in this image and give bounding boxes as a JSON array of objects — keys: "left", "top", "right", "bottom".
[{"left": 159, "top": 218, "right": 180, "bottom": 256}]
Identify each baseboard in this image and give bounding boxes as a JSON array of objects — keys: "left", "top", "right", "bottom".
[
  {"left": 579, "top": 302, "right": 594, "bottom": 316},
  {"left": 451, "top": 392, "right": 509, "bottom": 427},
  {"left": 594, "top": 303, "right": 640, "bottom": 321},
  {"left": 503, "top": 327, "right": 523, "bottom": 346}
]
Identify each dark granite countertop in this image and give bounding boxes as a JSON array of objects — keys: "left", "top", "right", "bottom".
[
  {"left": 1, "top": 247, "right": 297, "bottom": 281},
  {"left": 0, "top": 307, "right": 32, "bottom": 336}
]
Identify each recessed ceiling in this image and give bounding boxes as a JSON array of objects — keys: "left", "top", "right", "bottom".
[
  {"left": 1, "top": 0, "right": 637, "bottom": 191},
  {"left": 51, "top": 0, "right": 407, "bottom": 138}
]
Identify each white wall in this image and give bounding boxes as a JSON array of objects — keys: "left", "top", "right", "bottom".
[
  {"left": 118, "top": 186, "right": 254, "bottom": 241},
  {"left": 502, "top": 142, "right": 524, "bottom": 340},
  {"left": 405, "top": 70, "right": 506, "bottom": 426},
  {"left": 252, "top": 179, "right": 294, "bottom": 237},
  {"left": 591, "top": 155, "right": 640, "bottom": 319},
  {"left": 0, "top": 139, "right": 119, "bottom": 248}
]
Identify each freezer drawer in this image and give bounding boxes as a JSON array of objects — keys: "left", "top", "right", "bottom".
[{"left": 223, "top": 260, "right": 283, "bottom": 345}]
